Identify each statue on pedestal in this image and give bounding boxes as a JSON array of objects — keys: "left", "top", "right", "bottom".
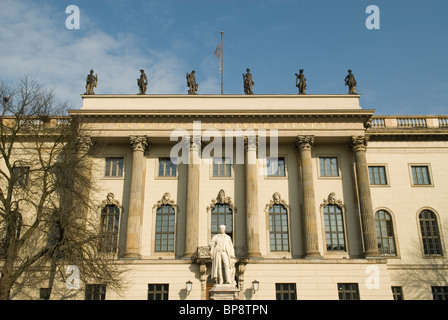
[
  {"left": 295, "top": 69, "right": 307, "bottom": 94},
  {"left": 345, "top": 69, "right": 357, "bottom": 94},
  {"left": 186, "top": 70, "right": 198, "bottom": 95},
  {"left": 210, "top": 225, "right": 236, "bottom": 285},
  {"left": 137, "top": 69, "right": 148, "bottom": 95},
  {"left": 85, "top": 69, "right": 98, "bottom": 95},
  {"left": 243, "top": 68, "right": 254, "bottom": 94}
]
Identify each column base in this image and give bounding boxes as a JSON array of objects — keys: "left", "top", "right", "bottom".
[
  {"left": 123, "top": 252, "right": 141, "bottom": 259},
  {"left": 304, "top": 252, "right": 323, "bottom": 259},
  {"left": 248, "top": 252, "right": 263, "bottom": 259}
]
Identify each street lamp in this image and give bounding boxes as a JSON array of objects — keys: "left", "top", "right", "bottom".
[
  {"left": 186, "top": 280, "right": 192, "bottom": 295},
  {"left": 252, "top": 280, "right": 259, "bottom": 294}
]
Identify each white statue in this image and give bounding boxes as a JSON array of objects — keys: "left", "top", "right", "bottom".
[{"left": 210, "top": 225, "right": 236, "bottom": 285}]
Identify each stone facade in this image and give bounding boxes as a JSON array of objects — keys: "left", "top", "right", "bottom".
[{"left": 11, "top": 94, "right": 448, "bottom": 300}]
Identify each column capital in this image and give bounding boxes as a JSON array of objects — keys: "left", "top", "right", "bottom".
[
  {"left": 75, "top": 135, "right": 92, "bottom": 153},
  {"left": 351, "top": 135, "right": 368, "bottom": 152},
  {"left": 244, "top": 135, "right": 258, "bottom": 151},
  {"left": 189, "top": 135, "right": 202, "bottom": 150},
  {"left": 130, "top": 135, "right": 149, "bottom": 152},
  {"left": 294, "top": 135, "right": 315, "bottom": 152}
]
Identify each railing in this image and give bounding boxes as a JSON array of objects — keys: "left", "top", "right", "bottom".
[{"left": 368, "top": 116, "right": 448, "bottom": 130}]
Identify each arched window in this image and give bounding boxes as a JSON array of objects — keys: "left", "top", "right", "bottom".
[
  {"left": 155, "top": 204, "right": 175, "bottom": 252},
  {"left": 269, "top": 204, "right": 289, "bottom": 252},
  {"left": 208, "top": 190, "right": 235, "bottom": 241},
  {"left": 321, "top": 193, "right": 346, "bottom": 252},
  {"left": 419, "top": 210, "right": 443, "bottom": 256},
  {"left": 211, "top": 204, "right": 233, "bottom": 240},
  {"left": 375, "top": 210, "right": 397, "bottom": 255},
  {"left": 99, "top": 193, "right": 121, "bottom": 253}
]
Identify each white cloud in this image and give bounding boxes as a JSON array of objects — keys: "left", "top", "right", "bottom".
[{"left": 0, "top": 0, "right": 192, "bottom": 110}]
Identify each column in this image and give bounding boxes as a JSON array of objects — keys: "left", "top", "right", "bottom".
[
  {"left": 183, "top": 135, "right": 201, "bottom": 258},
  {"left": 124, "top": 135, "right": 149, "bottom": 258},
  {"left": 74, "top": 136, "right": 93, "bottom": 219},
  {"left": 245, "top": 135, "right": 261, "bottom": 258},
  {"left": 351, "top": 136, "right": 380, "bottom": 257},
  {"left": 294, "top": 136, "right": 321, "bottom": 258}
]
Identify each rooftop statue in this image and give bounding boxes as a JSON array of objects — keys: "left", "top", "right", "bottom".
[
  {"left": 295, "top": 69, "right": 307, "bottom": 94},
  {"left": 85, "top": 69, "right": 98, "bottom": 95},
  {"left": 345, "top": 69, "right": 357, "bottom": 94},
  {"left": 137, "top": 69, "right": 148, "bottom": 95},
  {"left": 186, "top": 70, "right": 198, "bottom": 95},
  {"left": 243, "top": 68, "right": 254, "bottom": 94}
]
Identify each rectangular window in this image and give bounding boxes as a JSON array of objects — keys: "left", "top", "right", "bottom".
[
  {"left": 432, "top": 286, "right": 448, "bottom": 300},
  {"left": 337, "top": 283, "right": 360, "bottom": 300},
  {"left": 40, "top": 288, "right": 51, "bottom": 300},
  {"left": 213, "top": 157, "right": 231, "bottom": 177},
  {"left": 12, "top": 166, "right": 30, "bottom": 187},
  {"left": 275, "top": 283, "right": 297, "bottom": 300},
  {"left": 267, "top": 157, "right": 286, "bottom": 177},
  {"left": 85, "top": 284, "right": 106, "bottom": 300},
  {"left": 411, "top": 165, "right": 431, "bottom": 185},
  {"left": 105, "top": 157, "right": 124, "bottom": 177},
  {"left": 319, "top": 157, "right": 339, "bottom": 177},
  {"left": 392, "top": 286, "right": 404, "bottom": 300},
  {"left": 158, "top": 158, "right": 177, "bottom": 177},
  {"left": 369, "top": 166, "right": 388, "bottom": 185},
  {"left": 148, "top": 284, "right": 169, "bottom": 300}
]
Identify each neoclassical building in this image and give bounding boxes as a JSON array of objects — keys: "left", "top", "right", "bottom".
[{"left": 49, "top": 94, "right": 448, "bottom": 299}]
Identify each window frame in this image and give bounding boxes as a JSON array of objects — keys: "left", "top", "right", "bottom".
[
  {"left": 275, "top": 283, "right": 297, "bottom": 300},
  {"left": 148, "top": 284, "right": 169, "bottom": 300},
  {"left": 417, "top": 208, "right": 444, "bottom": 258},
  {"left": 85, "top": 284, "right": 106, "bottom": 300},
  {"left": 211, "top": 157, "right": 233, "bottom": 179},
  {"left": 99, "top": 204, "right": 121, "bottom": 254},
  {"left": 12, "top": 165, "right": 30, "bottom": 187},
  {"left": 408, "top": 164, "right": 433, "bottom": 187},
  {"left": 317, "top": 155, "right": 341, "bottom": 179},
  {"left": 374, "top": 209, "right": 398, "bottom": 257},
  {"left": 156, "top": 156, "right": 178, "bottom": 179},
  {"left": 103, "top": 156, "right": 125, "bottom": 179},
  {"left": 265, "top": 156, "right": 288, "bottom": 179},
  {"left": 431, "top": 286, "right": 448, "bottom": 300},
  {"left": 337, "top": 283, "right": 360, "bottom": 300},
  {"left": 154, "top": 204, "right": 176, "bottom": 253},
  {"left": 267, "top": 204, "right": 290, "bottom": 253},
  {"left": 368, "top": 164, "right": 390, "bottom": 187}
]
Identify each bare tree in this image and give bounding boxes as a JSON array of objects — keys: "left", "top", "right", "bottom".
[{"left": 0, "top": 76, "right": 127, "bottom": 300}]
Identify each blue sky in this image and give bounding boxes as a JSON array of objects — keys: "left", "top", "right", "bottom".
[{"left": 0, "top": 0, "right": 447, "bottom": 115}]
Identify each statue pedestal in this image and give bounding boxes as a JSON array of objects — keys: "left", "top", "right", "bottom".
[{"left": 209, "top": 284, "right": 240, "bottom": 300}]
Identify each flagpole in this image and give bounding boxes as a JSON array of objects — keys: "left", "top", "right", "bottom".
[{"left": 220, "top": 31, "right": 224, "bottom": 95}]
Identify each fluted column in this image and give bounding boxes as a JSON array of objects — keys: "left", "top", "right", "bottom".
[
  {"left": 183, "top": 135, "right": 201, "bottom": 258},
  {"left": 294, "top": 136, "right": 321, "bottom": 258},
  {"left": 74, "top": 136, "right": 93, "bottom": 219},
  {"left": 124, "top": 135, "right": 149, "bottom": 258},
  {"left": 351, "top": 136, "right": 380, "bottom": 257},
  {"left": 245, "top": 135, "right": 261, "bottom": 258}
]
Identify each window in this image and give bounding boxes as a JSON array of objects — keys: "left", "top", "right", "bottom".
[
  {"left": 375, "top": 210, "right": 397, "bottom": 256},
  {"left": 40, "top": 288, "right": 51, "bottom": 300},
  {"left": 155, "top": 205, "right": 175, "bottom": 252},
  {"left": 211, "top": 204, "right": 233, "bottom": 241},
  {"left": 213, "top": 157, "right": 231, "bottom": 177},
  {"left": 269, "top": 204, "right": 289, "bottom": 252},
  {"left": 100, "top": 205, "right": 120, "bottom": 253},
  {"left": 392, "top": 286, "right": 404, "bottom": 300},
  {"left": 275, "top": 283, "right": 297, "bottom": 300},
  {"left": 411, "top": 165, "right": 431, "bottom": 185},
  {"left": 323, "top": 204, "right": 346, "bottom": 251},
  {"left": 105, "top": 157, "right": 124, "bottom": 177},
  {"left": 267, "top": 157, "right": 286, "bottom": 177},
  {"left": 369, "top": 166, "right": 388, "bottom": 185},
  {"left": 338, "top": 283, "right": 360, "bottom": 300},
  {"left": 432, "top": 286, "right": 448, "bottom": 300},
  {"left": 12, "top": 166, "right": 30, "bottom": 187},
  {"left": 319, "top": 157, "right": 339, "bottom": 177},
  {"left": 419, "top": 210, "right": 443, "bottom": 256},
  {"left": 158, "top": 157, "right": 177, "bottom": 177},
  {"left": 148, "top": 284, "right": 169, "bottom": 300},
  {"left": 85, "top": 284, "right": 106, "bottom": 300}
]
